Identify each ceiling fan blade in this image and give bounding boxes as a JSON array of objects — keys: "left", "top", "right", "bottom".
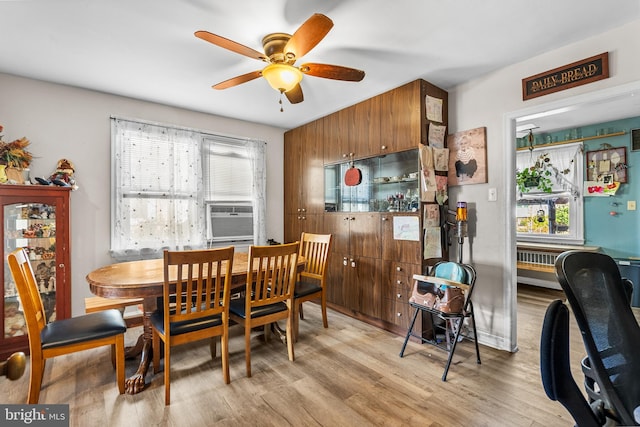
[
  {"left": 195, "top": 31, "right": 268, "bottom": 62},
  {"left": 285, "top": 84, "right": 304, "bottom": 104},
  {"left": 212, "top": 70, "right": 262, "bottom": 90},
  {"left": 284, "top": 13, "right": 333, "bottom": 59},
  {"left": 300, "top": 63, "right": 365, "bottom": 82}
]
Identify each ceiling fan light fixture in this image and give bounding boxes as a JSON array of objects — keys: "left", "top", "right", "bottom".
[{"left": 262, "top": 63, "right": 303, "bottom": 93}]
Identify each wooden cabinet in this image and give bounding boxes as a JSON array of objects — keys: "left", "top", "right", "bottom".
[
  {"left": 284, "top": 79, "right": 448, "bottom": 338},
  {"left": 284, "top": 119, "right": 325, "bottom": 242},
  {"left": 0, "top": 185, "right": 71, "bottom": 358}
]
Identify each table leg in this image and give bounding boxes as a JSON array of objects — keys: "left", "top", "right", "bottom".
[{"left": 124, "top": 296, "right": 156, "bottom": 394}]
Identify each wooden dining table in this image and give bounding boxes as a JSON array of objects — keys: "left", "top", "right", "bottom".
[{"left": 86, "top": 251, "right": 305, "bottom": 394}]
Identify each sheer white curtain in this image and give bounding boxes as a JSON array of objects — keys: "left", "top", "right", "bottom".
[
  {"left": 247, "top": 140, "right": 267, "bottom": 245},
  {"left": 111, "top": 119, "right": 204, "bottom": 260},
  {"left": 111, "top": 117, "right": 267, "bottom": 260}
]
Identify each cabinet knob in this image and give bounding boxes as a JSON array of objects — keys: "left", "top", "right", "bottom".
[
  {"left": 297, "top": 208, "right": 302, "bottom": 212},
  {"left": 396, "top": 266, "right": 402, "bottom": 272},
  {"left": 343, "top": 257, "right": 348, "bottom": 266},
  {"left": 397, "top": 280, "right": 402, "bottom": 285},
  {"left": 58, "top": 264, "right": 64, "bottom": 268},
  {"left": 300, "top": 216, "right": 306, "bottom": 220},
  {"left": 350, "top": 217, "right": 355, "bottom": 221},
  {"left": 381, "top": 217, "right": 388, "bottom": 221},
  {"left": 344, "top": 217, "right": 350, "bottom": 221},
  {"left": 301, "top": 208, "right": 306, "bottom": 212},
  {"left": 397, "top": 293, "right": 402, "bottom": 299},
  {"left": 350, "top": 259, "right": 356, "bottom": 268},
  {"left": 397, "top": 312, "right": 402, "bottom": 317},
  {"left": 381, "top": 145, "right": 387, "bottom": 150},
  {"left": 342, "top": 153, "right": 348, "bottom": 158}
]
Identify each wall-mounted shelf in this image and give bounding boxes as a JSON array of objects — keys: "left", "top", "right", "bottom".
[{"left": 517, "top": 130, "right": 626, "bottom": 151}]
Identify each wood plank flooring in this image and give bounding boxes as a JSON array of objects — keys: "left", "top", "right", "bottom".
[{"left": 0, "top": 285, "right": 618, "bottom": 426}]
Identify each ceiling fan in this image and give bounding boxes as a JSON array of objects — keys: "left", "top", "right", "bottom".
[{"left": 195, "top": 13, "right": 365, "bottom": 106}]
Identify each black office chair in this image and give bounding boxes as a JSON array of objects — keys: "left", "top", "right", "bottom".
[{"left": 541, "top": 250, "right": 640, "bottom": 426}]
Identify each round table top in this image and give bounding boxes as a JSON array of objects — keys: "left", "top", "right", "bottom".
[{"left": 86, "top": 252, "right": 252, "bottom": 299}]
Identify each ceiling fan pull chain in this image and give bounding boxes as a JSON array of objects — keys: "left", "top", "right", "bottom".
[{"left": 279, "top": 90, "right": 284, "bottom": 112}]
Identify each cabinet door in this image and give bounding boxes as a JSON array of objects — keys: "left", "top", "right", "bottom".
[
  {"left": 349, "top": 213, "right": 381, "bottom": 259},
  {"left": 323, "top": 108, "right": 352, "bottom": 164},
  {"left": 352, "top": 97, "right": 381, "bottom": 156},
  {"left": 354, "top": 256, "right": 382, "bottom": 318},
  {"left": 381, "top": 213, "right": 421, "bottom": 264},
  {"left": 379, "top": 80, "right": 423, "bottom": 153},
  {"left": 284, "top": 126, "right": 304, "bottom": 215},
  {"left": 323, "top": 213, "right": 350, "bottom": 255},
  {"left": 300, "top": 120, "right": 325, "bottom": 214},
  {"left": 381, "top": 261, "right": 421, "bottom": 329},
  {"left": 1, "top": 187, "right": 71, "bottom": 358}
]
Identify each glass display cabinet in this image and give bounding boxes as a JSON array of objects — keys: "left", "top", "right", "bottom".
[
  {"left": 0, "top": 185, "right": 71, "bottom": 359},
  {"left": 324, "top": 149, "right": 420, "bottom": 213}
]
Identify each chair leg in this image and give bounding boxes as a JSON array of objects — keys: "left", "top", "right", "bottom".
[
  {"left": 442, "top": 317, "right": 464, "bottom": 381},
  {"left": 299, "top": 303, "right": 305, "bottom": 320},
  {"left": 321, "top": 291, "right": 328, "bottom": 329},
  {"left": 152, "top": 330, "right": 160, "bottom": 374},
  {"left": 115, "top": 334, "right": 125, "bottom": 395},
  {"left": 164, "top": 335, "right": 171, "bottom": 405},
  {"left": 468, "top": 303, "right": 481, "bottom": 365},
  {"left": 286, "top": 312, "right": 295, "bottom": 362},
  {"left": 27, "top": 355, "right": 44, "bottom": 404},
  {"left": 210, "top": 337, "right": 217, "bottom": 360},
  {"left": 221, "top": 328, "right": 230, "bottom": 384},
  {"left": 399, "top": 306, "right": 421, "bottom": 357},
  {"left": 245, "top": 322, "right": 252, "bottom": 378}
]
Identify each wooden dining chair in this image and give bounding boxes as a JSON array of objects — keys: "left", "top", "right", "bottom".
[
  {"left": 7, "top": 248, "right": 126, "bottom": 404},
  {"left": 151, "top": 246, "right": 234, "bottom": 405},
  {"left": 229, "top": 242, "right": 299, "bottom": 377},
  {"left": 294, "top": 233, "right": 332, "bottom": 339}
]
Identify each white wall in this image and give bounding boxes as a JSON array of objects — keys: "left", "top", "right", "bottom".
[
  {"left": 0, "top": 73, "right": 285, "bottom": 316},
  {"left": 448, "top": 19, "right": 640, "bottom": 350}
]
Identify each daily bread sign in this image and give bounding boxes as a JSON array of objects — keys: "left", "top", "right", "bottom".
[{"left": 522, "top": 52, "right": 609, "bottom": 100}]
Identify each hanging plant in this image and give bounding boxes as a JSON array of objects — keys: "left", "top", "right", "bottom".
[{"left": 516, "top": 153, "right": 555, "bottom": 193}]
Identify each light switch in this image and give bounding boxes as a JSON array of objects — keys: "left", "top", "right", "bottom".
[
  {"left": 488, "top": 187, "right": 497, "bottom": 202},
  {"left": 628, "top": 200, "right": 636, "bottom": 211}
]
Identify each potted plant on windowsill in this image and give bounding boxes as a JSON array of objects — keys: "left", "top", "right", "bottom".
[{"left": 516, "top": 153, "right": 554, "bottom": 194}]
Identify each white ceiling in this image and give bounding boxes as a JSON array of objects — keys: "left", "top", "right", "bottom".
[{"left": 1, "top": 0, "right": 639, "bottom": 131}]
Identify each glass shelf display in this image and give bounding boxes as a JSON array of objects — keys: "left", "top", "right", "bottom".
[
  {"left": 324, "top": 149, "right": 420, "bottom": 213},
  {"left": 4, "top": 202, "right": 58, "bottom": 339}
]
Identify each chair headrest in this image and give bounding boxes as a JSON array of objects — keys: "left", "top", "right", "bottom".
[{"left": 433, "top": 262, "right": 468, "bottom": 284}]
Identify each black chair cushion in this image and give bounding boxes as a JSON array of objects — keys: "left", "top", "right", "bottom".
[
  {"left": 41, "top": 309, "right": 126, "bottom": 350},
  {"left": 294, "top": 279, "right": 322, "bottom": 299},
  {"left": 229, "top": 298, "right": 287, "bottom": 319},
  {"left": 150, "top": 310, "right": 223, "bottom": 336}
]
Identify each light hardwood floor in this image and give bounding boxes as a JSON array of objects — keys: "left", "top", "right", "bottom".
[{"left": 1, "top": 285, "right": 600, "bottom": 426}]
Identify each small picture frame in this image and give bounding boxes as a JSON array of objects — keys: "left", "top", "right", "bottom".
[
  {"left": 601, "top": 173, "right": 614, "bottom": 184},
  {"left": 632, "top": 128, "right": 640, "bottom": 151}
]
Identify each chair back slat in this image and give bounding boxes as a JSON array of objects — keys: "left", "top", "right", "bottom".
[
  {"left": 247, "top": 242, "right": 299, "bottom": 309},
  {"left": 163, "top": 247, "right": 234, "bottom": 326}
]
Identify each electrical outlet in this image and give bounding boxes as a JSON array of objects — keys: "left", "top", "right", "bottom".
[{"left": 628, "top": 200, "right": 636, "bottom": 211}]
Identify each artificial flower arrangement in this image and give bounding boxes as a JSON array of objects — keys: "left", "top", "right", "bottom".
[{"left": 0, "top": 124, "right": 33, "bottom": 168}]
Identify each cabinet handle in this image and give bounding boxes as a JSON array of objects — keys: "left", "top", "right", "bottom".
[{"left": 350, "top": 259, "right": 356, "bottom": 268}]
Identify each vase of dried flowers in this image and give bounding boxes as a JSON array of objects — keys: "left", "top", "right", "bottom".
[{"left": 0, "top": 124, "right": 33, "bottom": 184}]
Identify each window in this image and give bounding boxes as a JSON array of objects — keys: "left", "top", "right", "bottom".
[
  {"left": 110, "top": 118, "right": 266, "bottom": 260},
  {"left": 516, "top": 142, "right": 584, "bottom": 245}
]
